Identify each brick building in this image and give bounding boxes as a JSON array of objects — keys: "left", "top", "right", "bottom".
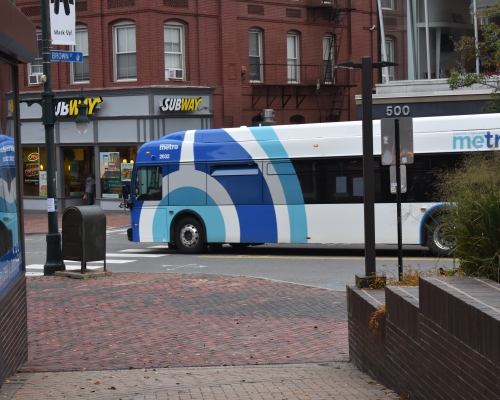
[
  {"left": 15, "top": 0, "right": 385, "bottom": 211},
  {"left": 14, "top": 0, "right": 493, "bottom": 211}
]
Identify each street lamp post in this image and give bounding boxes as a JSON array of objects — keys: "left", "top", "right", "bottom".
[
  {"left": 21, "top": 0, "right": 89, "bottom": 276},
  {"left": 337, "top": 57, "right": 398, "bottom": 288}
]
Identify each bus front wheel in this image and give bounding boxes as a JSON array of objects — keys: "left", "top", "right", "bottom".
[
  {"left": 175, "top": 217, "right": 206, "bottom": 254},
  {"left": 427, "top": 216, "right": 454, "bottom": 257}
]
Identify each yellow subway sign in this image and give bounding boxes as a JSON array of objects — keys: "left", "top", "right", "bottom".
[
  {"left": 160, "top": 97, "right": 203, "bottom": 112},
  {"left": 55, "top": 97, "right": 102, "bottom": 116}
]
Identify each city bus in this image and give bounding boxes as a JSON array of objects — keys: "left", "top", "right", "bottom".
[{"left": 126, "top": 113, "right": 500, "bottom": 256}]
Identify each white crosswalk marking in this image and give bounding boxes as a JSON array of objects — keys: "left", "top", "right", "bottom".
[
  {"left": 25, "top": 249, "right": 168, "bottom": 276},
  {"left": 105, "top": 253, "right": 166, "bottom": 258}
]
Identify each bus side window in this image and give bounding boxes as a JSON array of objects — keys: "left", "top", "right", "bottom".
[{"left": 135, "top": 166, "right": 162, "bottom": 201}]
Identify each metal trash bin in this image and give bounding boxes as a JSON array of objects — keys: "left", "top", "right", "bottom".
[{"left": 62, "top": 205, "right": 106, "bottom": 273}]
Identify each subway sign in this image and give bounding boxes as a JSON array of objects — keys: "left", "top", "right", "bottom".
[
  {"left": 159, "top": 97, "right": 203, "bottom": 112},
  {"left": 54, "top": 97, "right": 103, "bottom": 116}
]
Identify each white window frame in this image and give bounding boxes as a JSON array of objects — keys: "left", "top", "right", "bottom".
[
  {"left": 381, "top": 0, "right": 393, "bottom": 10},
  {"left": 164, "top": 22, "right": 185, "bottom": 81},
  {"left": 71, "top": 26, "right": 89, "bottom": 84},
  {"left": 27, "top": 31, "right": 43, "bottom": 84},
  {"left": 113, "top": 22, "right": 137, "bottom": 82},
  {"left": 287, "top": 32, "right": 299, "bottom": 83},
  {"left": 383, "top": 37, "right": 395, "bottom": 83},
  {"left": 249, "top": 29, "right": 263, "bottom": 82},
  {"left": 323, "top": 35, "right": 334, "bottom": 84}
]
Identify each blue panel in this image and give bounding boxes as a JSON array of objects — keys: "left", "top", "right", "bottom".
[
  {"left": 0, "top": 242, "right": 23, "bottom": 295},
  {"left": 169, "top": 186, "right": 206, "bottom": 206},
  {"left": 207, "top": 162, "right": 262, "bottom": 205},
  {"left": 152, "top": 198, "right": 169, "bottom": 242},
  {"left": 211, "top": 166, "right": 259, "bottom": 176},
  {"left": 236, "top": 206, "right": 277, "bottom": 243},
  {"left": 248, "top": 126, "right": 308, "bottom": 241},
  {"left": 130, "top": 201, "right": 143, "bottom": 242},
  {"left": 194, "top": 129, "right": 254, "bottom": 162}
]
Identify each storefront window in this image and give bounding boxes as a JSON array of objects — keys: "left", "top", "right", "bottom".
[
  {"left": 21, "top": 147, "right": 47, "bottom": 197},
  {"left": 63, "top": 146, "right": 93, "bottom": 198},
  {"left": 99, "top": 146, "right": 137, "bottom": 198}
]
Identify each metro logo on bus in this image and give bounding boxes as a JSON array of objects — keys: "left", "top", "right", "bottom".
[
  {"left": 453, "top": 131, "right": 500, "bottom": 150},
  {"left": 159, "top": 97, "right": 203, "bottom": 112}
]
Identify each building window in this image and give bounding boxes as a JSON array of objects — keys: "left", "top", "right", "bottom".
[
  {"left": 383, "top": 38, "right": 395, "bottom": 83},
  {"left": 381, "top": 0, "right": 393, "bottom": 10},
  {"left": 27, "top": 31, "right": 43, "bottom": 85},
  {"left": 164, "top": 23, "right": 184, "bottom": 80},
  {"left": 287, "top": 32, "right": 299, "bottom": 83},
  {"left": 71, "top": 27, "right": 89, "bottom": 83},
  {"left": 249, "top": 29, "right": 263, "bottom": 82},
  {"left": 100, "top": 146, "right": 137, "bottom": 198},
  {"left": 114, "top": 23, "right": 137, "bottom": 81},
  {"left": 323, "top": 35, "right": 334, "bottom": 84}
]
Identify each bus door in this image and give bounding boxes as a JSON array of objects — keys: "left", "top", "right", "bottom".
[{"left": 131, "top": 165, "right": 167, "bottom": 242}]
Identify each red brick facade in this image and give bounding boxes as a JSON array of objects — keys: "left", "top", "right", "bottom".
[{"left": 16, "top": 0, "right": 389, "bottom": 127}]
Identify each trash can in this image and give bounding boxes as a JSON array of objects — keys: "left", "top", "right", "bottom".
[{"left": 62, "top": 205, "right": 106, "bottom": 273}]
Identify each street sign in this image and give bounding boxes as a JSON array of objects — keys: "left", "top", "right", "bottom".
[
  {"left": 381, "top": 117, "right": 414, "bottom": 165},
  {"left": 50, "top": 50, "right": 83, "bottom": 63},
  {"left": 390, "top": 164, "right": 407, "bottom": 194}
]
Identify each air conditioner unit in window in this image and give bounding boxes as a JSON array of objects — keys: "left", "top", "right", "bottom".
[
  {"left": 165, "top": 69, "right": 183, "bottom": 80},
  {"left": 28, "top": 74, "right": 43, "bottom": 86}
]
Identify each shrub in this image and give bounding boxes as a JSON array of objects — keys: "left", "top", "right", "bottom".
[{"left": 433, "top": 152, "right": 500, "bottom": 281}]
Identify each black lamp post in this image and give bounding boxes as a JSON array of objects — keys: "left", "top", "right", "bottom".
[
  {"left": 337, "top": 57, "right": 398, "bottom": 288},
  {"left": 21, "top": 0, "right": 89, "bottom": 276}
]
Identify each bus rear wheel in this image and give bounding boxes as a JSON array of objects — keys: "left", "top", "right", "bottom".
[
  {"left": 175, "top": 217, "right": 206, "bottom": 254},
  {"left": 427, "top": 216, "right": 454, "bottom": 257}
]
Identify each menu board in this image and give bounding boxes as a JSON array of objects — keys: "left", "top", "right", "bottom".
[{"left": 24, "top": 162, "right": 39, "bottom": 185}]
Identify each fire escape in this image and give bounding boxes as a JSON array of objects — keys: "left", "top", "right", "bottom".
[{"left": 250, "top": 0, "right": 355, "bottom": 123}]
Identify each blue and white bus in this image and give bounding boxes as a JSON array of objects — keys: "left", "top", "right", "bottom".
[
  {"left": 0, "top": 134, "right": 22, "bottom": 293},
  {"left": 126, "top": 113, "right": 500, "bottom": 255}
]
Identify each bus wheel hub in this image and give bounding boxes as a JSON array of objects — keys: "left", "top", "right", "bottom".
[{"left": 180, "top": 224, "right": 199, "bottom": 247}]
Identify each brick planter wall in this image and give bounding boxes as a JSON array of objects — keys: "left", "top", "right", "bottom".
[
  {"left": 347, "top": 277, "right": 500, "bottom": 400},
  {"left": 0, "top": 276, "right": 28, "bottom": 384}
]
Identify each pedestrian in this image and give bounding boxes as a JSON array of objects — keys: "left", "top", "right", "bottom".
[{"left": 85, "top": 174, "right": 95, "bottom": 205}]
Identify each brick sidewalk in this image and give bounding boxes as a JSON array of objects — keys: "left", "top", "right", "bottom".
[
  {"left": 0, "top": 272, "right": 399, "bottom": 399},
  {"left": 23, "top": 209, "right": 130, "bottom": 234},
  {"left": 20, "top": 273, "right": 349, "bottom": 372}
]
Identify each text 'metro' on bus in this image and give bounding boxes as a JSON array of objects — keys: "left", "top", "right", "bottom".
[{"left": 126, "top": 114, "right": 500, "bottom": 256}]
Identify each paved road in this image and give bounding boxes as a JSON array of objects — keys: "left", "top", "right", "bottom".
[{"left": 25, "top": 228, "right": 457, "bottom": 291}]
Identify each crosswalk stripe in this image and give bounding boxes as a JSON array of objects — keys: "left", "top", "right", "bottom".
[
  {"left": 64, "top": 259, "right": 135, "bottom": 264},
  {"left": 27, "top": 264, "right": 104, "bottom": 270},
  {"left": 105, "top": 253, "right": 166, "bottom": 258}
]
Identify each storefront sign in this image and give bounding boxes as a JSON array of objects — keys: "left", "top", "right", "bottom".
[
  {"left": 159, "top": 97, "right": 203, "bottom": 112},
  {"left": 54, "top": 97, "right": 102, "bottom": 117},
  {"left": 27, "top": 152, "right": 38, "bottom": 162}
]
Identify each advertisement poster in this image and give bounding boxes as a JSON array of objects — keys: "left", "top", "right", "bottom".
[
  {"left": 121, "top": 163, "right": 133, "bottom": 181},
  {"left": 39, "top": 171, "right": 47, "bottom": 197},
  {"left": 49, "top": 0, "right": 76, "bottom": 45},
  {"left": 100, "top": 152, "right": 121, "bottom": 178},
  {"left": 24, "top": 162, "right": 39, "bottom": 185}
]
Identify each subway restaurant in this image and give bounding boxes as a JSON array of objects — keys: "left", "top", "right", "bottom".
[{"left": 16, "top": 87, "right": 213, "bottom": 212}]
